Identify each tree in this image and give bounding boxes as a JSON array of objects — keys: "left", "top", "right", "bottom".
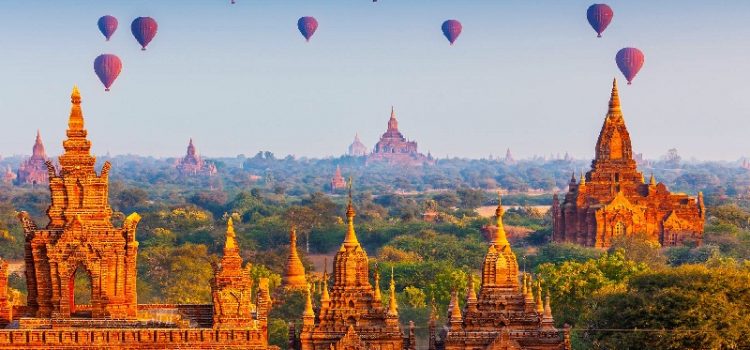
[{"left": 456, "top": 187, "right": 485, "bottom": 211}]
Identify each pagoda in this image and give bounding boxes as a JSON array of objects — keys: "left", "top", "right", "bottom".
[
  {"left": 283, "top": 227, "right": 308, "bottom": 290},
  {"left": 294, "top": 184, "right": 416, "bottom": 350},
  {"left": 2, "top": 87, "right": 271, "bottom": 349},
  {"left": 348, "top": 133, "right": 368, "bottom": 157},
  {"left": 432, "top": 195, "right": 570, "bottom": 350},
  {"left": 504, "top": 148, "right": 516, "bottom": 164},
  {"left": 367, "top": 107, "right": 434, "bottom": 166},
  {"left": 176, "top": 138, "right": 217, "bottom": 176},
  {"left": 16, "top": 130, "right": 49, "bottom": 185},
  {"left": 330, "top": 165, "right": 347, "bottom": 192},
  {"left": 552, "top": 79, "right": 704, "bottom": 247}
]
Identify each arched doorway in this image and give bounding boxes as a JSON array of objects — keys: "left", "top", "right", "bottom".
[{"left": 69, "top": 264, "right": 92, "bottom": 318}]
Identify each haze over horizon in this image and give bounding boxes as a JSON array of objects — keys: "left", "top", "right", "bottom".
[{"left": 0, "top": 1, "right": 748, "bottom": 161}]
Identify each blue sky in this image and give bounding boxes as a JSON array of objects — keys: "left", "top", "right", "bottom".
[{"left": 0, "top": 1, "right": 748, "bottom": 160}]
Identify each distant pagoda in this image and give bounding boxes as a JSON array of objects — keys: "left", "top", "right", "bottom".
[
  {"left": 16, "top": 131, "right": 49, "bottom": 185},
  {"left": 348, "top": 133, "right": 368, "bottom": 157},
  {"left": 432, "top": 195, "right": 570, "bottom": 350},
  {"left": 330, "top": 165, "right": 346, "bottom": 192},
  {"left": 552, "top": 79, "right": 705, "bottom": 247},
  {"left": 504, "top": 148, "right": 516, "bottom": 164},
  {"left": 176, "top": 138, "right": 217, "bottom": 176},
  {"left": 366, "top": 107, "right": 434, "bottom": 166}
]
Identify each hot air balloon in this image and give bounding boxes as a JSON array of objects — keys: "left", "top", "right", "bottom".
[
  {"left": 97, "top": 15, "right": 118, "bottom": 41},
  {"left": 93, "top": 54, "right": 122, "bottom": 91},
  {"left": 586, "top": 4, "right": 613, "bottom": 38},
  {"left": 297, "top": 17, "right": 318, "bottom": 42},
  {"left": 441, "top": 20, "right": 462, "bottom": 45},
  {"left": 131, "top": 17, "right": 158, "bottom": 50},
  {"left": 615, "top": 48, "right": 644, "bottom": 85}
]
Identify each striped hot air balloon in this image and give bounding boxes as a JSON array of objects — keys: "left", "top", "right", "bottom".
[
  {"left": 131, "top": 17, "right": 158, "bottom": 50},
  {"left": 441, "top": 20, "right": 462, "bottom": 45},
  {"left": 586, "top": 4, "right": 613, "bottom": 38},
  {"left": 97, "top": 15, "right": 118, "bottom": 41},
  {"left": 615, "top": 48, "right": 645, "bottom": 84},
  {"left": 297, "top": 16, "right": 318, "bottom": 42},
  {"left": 93, "top": 54, "right": 123, "bottom": 91}
]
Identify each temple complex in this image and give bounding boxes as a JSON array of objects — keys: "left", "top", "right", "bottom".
[
  {"left": 367, "top": 107, "right": 434, "bottom": 166},
  {"left": 283, "top": 227, "right": 307, "bottom": 290},
  {"left": 348, "top": 133, "right": 368, "bottom": 157},
  {"left": 552, "top": 80, "right": 704, "bottom": 248},
  {"left": 330, "top": 166, "right": 346, "bottom": 192},
  {"left": 16, "top": 131, "right": 49, "bottom": 185},
  {"left": 0, "top": 87, "right": 271, "bottom": 349},
  {"left": 432, "top": 196, "right": 570, "bottom": 350},
  {"left": 176, "top": 138, "right": 218, "bottom": 176},
  {"left": 293, "top": 186, "right": 416, "bottom": 350}
]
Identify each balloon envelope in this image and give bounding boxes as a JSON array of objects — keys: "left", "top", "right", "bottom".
[
  {"left": 615, "top": 48, "right": 644, "bottom": 84},
  {"left": 94, "top": 54, "right": 122, "bottom": 91},
  {"left": 441, "top": 20, "right": 462, "bottom": 45},
  {"left": 131, "top": 17, "right": 158, "bottom": 50},
  {"left": 97, "top": 15, "right": 118, "bottom": 41},
  {"left": 297, "top": 16, "right": 318, "bottom": 41},
  {"left": 586, "top": 4, "right": 613, "bottom": 37}
]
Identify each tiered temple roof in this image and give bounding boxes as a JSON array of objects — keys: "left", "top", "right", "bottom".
[
  {"left": 176, "top": 138, "right": 217, "bottom": 176},
  {"left": 16, "top": 130, "right": 49, "bottom": 185},
  {"left": 552, "top": 79, "right": 704, "bottom": 247},
  {"left": 283, "top": 227, "right": 308, "bottom": 290},
  {"left": 432, "top": 195, "right": 570, "bottom": 350},
  {"left": 348, "top": 133, "right": 368, "bottom": 157},
  {"left": 367, "top": 107, "right": 434, "bottom": 166}
]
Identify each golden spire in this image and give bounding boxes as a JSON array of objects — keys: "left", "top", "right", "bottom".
[
  {"left": 525, "top": 275, "right": 534, "bottom": 301},
  {"left": 449, "top": 290, "right": 462, "bottom": 322},
  {"left": 491, "top": 192, "right": 509, "bottom": 246},
  {"left": 535, "top": 281, "right": 544, "bottom": 314},
  {"left": 68, "top": 85, "right": 84, "bottom": 132},
  {"left": 224, "top": 218, "right": 237, "bottom": 251},
  {"left": 641, "top": 173, "right": 646, "bottom": 183},
  {"left": 388, "top": 267, "right": 398, "bottom": 316},
  {"left": 303, "top": 283, "right": 315, "bottom": 319},
  {"left": 608, "top": 78, "right": 621, "bottom": 115},
  {"left": 374, "top": 269, "right": 382, "bottom": 301},
  {"left": 579, "top": 171, "right": 586, "bottom": 186},
  {"left": 321, "top": 261, "right": 330, "bottom": 303},
  {"left": 650, "top": 173, "right": 656, "bottom": 186},
  {"left": 543, "top": 290, "right": 553, "bottom": 319},
  {"left": 284, "top": 226, "right": 307, "bottom": 289},
  {"left": 343, "top": 177, "right": 359, "bottom": 246},
  {"left": 521, "top": 273, "right": 527, "bottom": 295},
  {"left": 466, "top": 274, "right": 477, "bottom": 302}
]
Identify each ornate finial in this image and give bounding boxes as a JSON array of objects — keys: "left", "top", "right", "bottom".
[
  {"left": 641, "top": 173, "right": 646, "bottom": 183},
  {"left": 388, "top": 266, "right": 398, "bottom": 316},
  {"left": 579, "top": 171, "right": 586, "bottom": 186},
  {"left": 303, "top": 283, "right": 315, "bottom": 318},
  {"left": 521, "top": 273, "right": 527, "bottom": 295},
  {"left": 544, "top": 289, "right": 553, "bottom": 318},
  {"left": 609, "top": 78, "right": 621, "bottom": 114},
  {"left": 649, "top": 173, "right": 656, "bottom": 186},
  {"left": 71, "top": 85, "right": 81, "bottom": 104},
  {"left": 343, "top": 177, "right": 359, "bottom": 246},
  {"left": 467, "top": 274, "right": 477, "bottom": 302},
  {"left": 525, "top": 275, "right": 534, "bottom": 300},
  {"left": 374, "top": 268, "right": 382, "bottom": 301},
  {"left": 224, "top": 218, "right": 237, "bottom": 250},
  {"left": 491, "top": 192, "right": 509, "bottom": 247},
  {"left": 570, "top": 172, "right": 577, "bottom": 184},
  {"left": 535, "top": 281, "right": 544, "bottom": 314},
  {"left": 449, "top": 290, "right": 462, "bottom": 322}
]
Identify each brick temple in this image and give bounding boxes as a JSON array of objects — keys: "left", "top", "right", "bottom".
[
  {"left": 176, "top": 138, "right": 218, "bottom": 176},
  {"left": 347, "top": 133, "right": 367, "bottom": 157},
  {"left": 15, "top": 130, "right": 49, "bottom": 185},
  {"left": 330, "top": 166, "right": 346, "bottom": 192},
  {"left": 552, "top": 80, "right": 705, "bottom": 248},
  {"left": 431, "top": 196, "right": 570, "bottom": 350},
  {"left": 292, "top": 188, "right": 416, "bottom": 350},
  {"left": 0, "top": 87, "right": 271, "bottom": 349},
  {"left": 283, "top": 227, "right": 307, "bottom": 291},
  {"left": 366, "top": 107, "right": 434, "bottom": 166}
]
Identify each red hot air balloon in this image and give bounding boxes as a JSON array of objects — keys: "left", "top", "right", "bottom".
[
  {"left": 93, "top": 54, "right": 122, "bottom": 91},
  {"left": 297, "top": 17, "right": 318, "bottom": 42},
  {"left": 441, "top": 20, "right": 462, "bottom": 45},
  {"left": 616, "top": 48, "right": 644, "bottom": 85},
  {"left": 131, "top": 17, "right": 158, "bottom": 50},
  {"left": 586, "top": 4, "right": 613, "bottom": 38},
  {"left": 97, "top": 15, "right": 118, "bottom": 41}
]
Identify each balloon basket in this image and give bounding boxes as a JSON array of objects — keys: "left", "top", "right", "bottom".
[{"left": 105, "top": 88, "right": 110, "bottom": 92}]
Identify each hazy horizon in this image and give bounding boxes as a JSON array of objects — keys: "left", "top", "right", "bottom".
[{"left": 1, "top": 1, "right": 748, "bottom": 160}]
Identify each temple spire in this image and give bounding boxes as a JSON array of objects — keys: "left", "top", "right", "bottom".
[
  {"left": 321, "top": 260, "right": 330, "bottom": 304},
  {"left": 343, "top": 178, "right": 359, "bottom": 246},
  {"left": 466, "top": 274, "right": 477, "bottom": 303},
  {"left": 650, "top": 173, "right": 656, "bottom": 186},
  {"left": 224, "top": 218, "right": 238, "bottom": 253},
  {"left": 68, "top": 85, "right": 84, "bottom": 132},
  {"left": 284, "top": 226, "right": 307, "bottom": 290},
  {"left": 387, "top": 267, "right": 398, "bottom": 316},
  {"left": 608, "top": 78, "right": 621, "bottom": 115},
  {"left": 579, "top": 171, "right": 586, "bottom": 186},
  {"left": 374, "top": 269, "right": 382, "bottom": 301},
  {"left": 387, "top": 106, "right": 398, "bottom": 131},
  {"left": 535, "top": 281, "right": 544, "bottom": 314},
  {"left": 491, "top": 192, "right": 509, "bottom": 246},
  {"left": 302, "top": 283, "right": 315, "bottom": 326}
]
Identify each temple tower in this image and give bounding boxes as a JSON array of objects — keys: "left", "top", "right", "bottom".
[
  {"left": 211, "top": 219, "right": 257, "bottom": 329},
  {"left": 16, "top": 130, "right": 49, "bottom": 185},
  {"left": 18, "top": 86, "right": 141, "bottom": 319},
  {"left": 283, "top": 227, "right": 307, "bottom": 290}
]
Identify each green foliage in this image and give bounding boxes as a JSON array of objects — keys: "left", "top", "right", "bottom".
[
  {"left": 268, "top": 318, "right": 289, "bottom": 349},
  {"left": 608, "top": 233, "right": 667, "bottom": 269},
  {"left": 401, "top": 286, "right": 426, "bottom": 308},
  {"left": 537, "top": 249, "right": 649, "bottom": 326},
  {"left": 137, "top": 243, "right": 215, "bottom": 304},
  {"left": 527, "top": 243, "right": 601, "bottom": 270},
  {"left": 578, "top": 264, "right": 750, "bottom": 349},
  {"left": 381, "top": 229, "right": 485, "bottom": 268}
]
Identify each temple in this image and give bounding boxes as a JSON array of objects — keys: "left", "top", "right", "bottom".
[
  {"left": 552, "top": 80, "right": 704, "bottom": 248},
  {"left": 176, "top": 138, "right": 217, "bottom": 176},
  {"left": 293, "top": 184, "right": 416, "bottom": 350},
  {"left": 432, "top": 196, "right": 570, "bottom": 350},
  {"left": 367, "top": 107, "right": 434, "bottom": 166},
  {"left": 1, "top": 87, "right": 271, "bottom": 349},
  {"left": 504, "top": 148, "right": 516, "bottom": 164},
  {"left": 16, "top": 131, "right": 49, "bottom": 185},
  {"left": 348, "top": 133, "right": 368, "bottom": 157},
  {"left": 330, "top": 166, "right": 346, "bottom": 192},
  {"left": 283, "top": 227, "right": 307, "bottom": 290}
]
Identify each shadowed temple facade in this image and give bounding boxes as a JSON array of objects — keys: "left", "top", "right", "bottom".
[
  {"left": 552, "top": 79, "right": 705, "bottom": 248},
  {"left": 0, "top": 87, "right": 271, "bottom": 349}
]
